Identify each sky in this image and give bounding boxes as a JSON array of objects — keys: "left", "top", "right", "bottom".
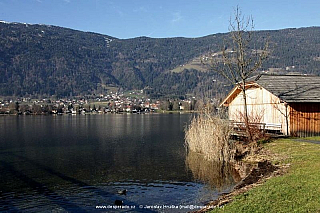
[{"left": 0, "top": 0, "right": 319, "bottom": 39}]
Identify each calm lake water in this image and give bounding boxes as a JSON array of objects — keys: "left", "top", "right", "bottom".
[{"left": 0, "top": 114, "right": 238, "bottom": 212}]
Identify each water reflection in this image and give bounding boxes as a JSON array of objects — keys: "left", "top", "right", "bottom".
[
  {"left": 186, "top": 151, "right": 245, "bottom": 191},
  {"left": 1, "top": 114, "right": 235, "bottom": 212},
  {"left": 0, "top": 114, "right": 189, "bottom": 183}
]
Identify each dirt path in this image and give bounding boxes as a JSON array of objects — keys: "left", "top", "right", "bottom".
[{"left": 293, "top": 139, "right": 320, "bottom": 145}]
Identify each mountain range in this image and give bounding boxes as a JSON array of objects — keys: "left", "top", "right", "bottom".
[{"left": 1, "top": 21, "right": 320, "bottom": 98}]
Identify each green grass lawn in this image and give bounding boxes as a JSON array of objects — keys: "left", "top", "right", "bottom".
[{"left": 211, "top": 138, "right": 320, "bottom": 213}]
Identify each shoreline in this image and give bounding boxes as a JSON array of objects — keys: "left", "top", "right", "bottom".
[
  {"left": 197, "top": 138, "right": 320, "bottom": 212},
  {"left": 0, "top": 110, "right": 198, "bottom": 116},
  {"left": 196, "top": 145, "right": 290, "bottom": 212}
]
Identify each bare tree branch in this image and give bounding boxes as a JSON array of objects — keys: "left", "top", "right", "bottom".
[{"left": 203, "top": 6, "right": 269, "bottom": 143}]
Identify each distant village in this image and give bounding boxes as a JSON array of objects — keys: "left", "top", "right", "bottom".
[{"left": 0, "top": 90, "right": 201, "bottom": 115}]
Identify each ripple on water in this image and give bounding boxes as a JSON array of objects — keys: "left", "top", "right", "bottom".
[{"left": 0, "top": 180, "right": 226, "bottom": 212}]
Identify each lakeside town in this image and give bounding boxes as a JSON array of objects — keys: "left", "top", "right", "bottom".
[{"left": 0, "top": 90, "right": 201, "bottom": 115}]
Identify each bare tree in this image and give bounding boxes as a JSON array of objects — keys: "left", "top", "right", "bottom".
[
  {"left": 271, "top": 97, "right": 290, "bottom": 135},
  {"left": 204, "top": 6, "right": 268, "bottom": 142}
]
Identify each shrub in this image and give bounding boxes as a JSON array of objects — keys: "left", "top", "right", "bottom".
[{"left": 185, "top": 111, "right": 234, "bottom": 162}]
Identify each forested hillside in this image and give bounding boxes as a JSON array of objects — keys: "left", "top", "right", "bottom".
[{"left": 1, "top": 21, "right": 320, "bottom": 98}]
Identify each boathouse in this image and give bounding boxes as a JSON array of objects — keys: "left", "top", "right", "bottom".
[{"left": 220, "top": 74, "right": 320, "bottom": 137}]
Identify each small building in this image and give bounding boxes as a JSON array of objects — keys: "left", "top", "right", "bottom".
[{"left": 220, "top": 74, "right": 320, "bottom": 136}]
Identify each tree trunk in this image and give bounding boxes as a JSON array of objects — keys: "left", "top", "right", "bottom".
[
  {"left": 241, "top": 81, "right": 253, "bottom": 142},
  {"left": 285, "top": 103, "right": 289, "bottom": 135}
]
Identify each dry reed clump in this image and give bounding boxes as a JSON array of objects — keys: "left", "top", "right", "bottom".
[{"left": 185, "top": 113, "right": 234, "bottom": 162}]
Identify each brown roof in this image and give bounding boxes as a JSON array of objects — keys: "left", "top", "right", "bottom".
[{"left": 254, "top": 74, "right": 320, "bottom": 102}]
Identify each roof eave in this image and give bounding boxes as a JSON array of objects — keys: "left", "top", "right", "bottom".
[{"left": 219, "top": 82, "right": 257, "bottom": 107}]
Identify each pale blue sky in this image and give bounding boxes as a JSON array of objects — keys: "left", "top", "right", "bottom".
[{"left": 0, "top": 0, "right": 319, "bottom": 38}]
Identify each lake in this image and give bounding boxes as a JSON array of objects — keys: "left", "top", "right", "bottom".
[{"left": 0, "top": 114, "right": 238, "bottom": 212}]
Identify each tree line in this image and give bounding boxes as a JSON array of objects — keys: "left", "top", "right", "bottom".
[{"left": 0, "top": 22, "right": 320, "bottom": 99}]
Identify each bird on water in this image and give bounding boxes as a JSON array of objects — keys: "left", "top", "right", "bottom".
[{"left": 117, "top": 189, "right": 127, "bottom": 195}]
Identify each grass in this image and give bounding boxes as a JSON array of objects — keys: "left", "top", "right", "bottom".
[
  {"left": 170, "top": 58, "right": 207, "bottom": 73},
  {"left": 210, "top": 138, "right": 320, "bottom": 213}
]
